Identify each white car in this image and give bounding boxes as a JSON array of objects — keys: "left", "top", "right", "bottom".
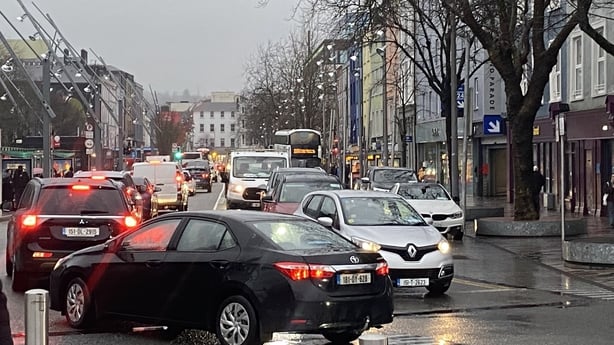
[
  {"left": 294, "top": 190, "right": 454, "bottom": 295},
  {"left": 390, "top": 182, "right": 464, "bottom": 240}
]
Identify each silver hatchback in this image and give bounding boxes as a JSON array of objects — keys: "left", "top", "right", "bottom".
[{"left": 295, "top": 190, "right": 454, "bottom": 295}]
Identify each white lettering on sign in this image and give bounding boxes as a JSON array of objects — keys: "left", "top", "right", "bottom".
[{"left": 484, "top": 62, "right": 502, "bottom": 114}]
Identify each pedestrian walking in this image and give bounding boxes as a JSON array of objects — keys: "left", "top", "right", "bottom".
[
  {"left": 530, "top": 165, "right": 546, "bottom": 217},
  {"left": 604, "top": 179, "right": 614, "bottom": 227},
  {"left": 1, "top": 170, "right": 13, "bottom": 212},
  {"left": 64, "top": 166, "right": 74, "bottom": 177},
  {"left": 12, "top": 166, "right": 30, "bottom": 210}
]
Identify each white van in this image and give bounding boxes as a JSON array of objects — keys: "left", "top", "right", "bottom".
[
  {"left": 226, "top": 150, "right": 289, "bottom": 209},
  {"left": 132, "top": 161, "right": 189, "bottom": 211}
]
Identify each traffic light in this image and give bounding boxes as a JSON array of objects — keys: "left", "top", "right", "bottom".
[{"left": 174, "top": 150, "right": 183, "bottom": 160}]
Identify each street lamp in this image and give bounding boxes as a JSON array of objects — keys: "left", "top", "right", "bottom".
[{"left": 376, "top": 43, "right": 389, "bottom": 167}]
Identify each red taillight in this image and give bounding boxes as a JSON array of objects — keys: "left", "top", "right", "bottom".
[
  {"left": 274, "top": 262, "right": 335, "bottom": 281},
  {"left": 124, "top": 216, "right": 138, "bottom": 228},
  {"left": 32, "top": 252, "right": 53, "bottom": 258},
  {"left": 375, "top": 261, "right": 389, "bottom": 276},
  {"left": 202, "top": 173, "right": 209, "bottom": 178},
  {"left": 22, "top": 215, "right": 37, "bottom": 227},
  {"left": 72, "top": 185, "right": 91, "bottom": 191}
]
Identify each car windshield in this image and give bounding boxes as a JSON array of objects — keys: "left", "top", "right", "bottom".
[
  {"left": 279, "top": 181, "right": 342, "bottom": 203},
  {"left": 251, "top": 220, "right": 356, "bottom": 251},
  {"left": 341, "top": 197, "right": 426, "bottom": 226},
  {"left": 38, "top": 186, "right": 127, "bottom": 215},
  {"left": 184, "top": 161, "right": 209, "bottom": 169},
  {"left": 372, "top": 169, "right": 417, "bottom": 183},
  {"left": 233, "top": 157, "right": 286, "bottom": 178},
  {"left": 397, "top": 184, "right": 450, "bottom": 200}
]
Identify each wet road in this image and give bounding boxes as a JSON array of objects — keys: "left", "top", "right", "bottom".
[{"left": 3, "top": 183, "right": 614, "bottom": 344}]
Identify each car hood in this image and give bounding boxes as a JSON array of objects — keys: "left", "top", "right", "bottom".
[
  {"left": 405, "top": 200, "right": 462, "bottom": 215},
  {"left": 343, "top": 224, "right": 442, "bottom": 247}
]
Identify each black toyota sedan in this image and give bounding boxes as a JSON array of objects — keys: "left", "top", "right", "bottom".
[{"left": 49, "top": 211, "right": 393, "bottom": 345}]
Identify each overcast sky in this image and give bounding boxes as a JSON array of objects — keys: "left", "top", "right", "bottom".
[{"left": 2, "top": 0, "right": 300, "bottom": 95}]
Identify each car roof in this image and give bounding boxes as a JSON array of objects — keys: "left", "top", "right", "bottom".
[
  {"left": 158, "top": 210, "right": 303, "bottom": 222},
  {"left": 275, "top": 167, "right": 325, "bottom": 173},
  {"left": 281, "top": 174, "right": 340, "bottom": 183},
  {"left": 34, "top": 177, "right": 118, "bottom": 188},
  {"left": 74, "top": 170, "right": 129, "bottom": 178},
  {"left": 396, "top": 182, "right": 442, "bottom": 187},
  {"left": 309, "top": 189, "right": 403, "bottom": 198},
  {"left": 370, "top": 167, "right": 415, "bottom": 172}
]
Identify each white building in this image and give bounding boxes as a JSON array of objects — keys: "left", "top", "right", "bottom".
[{"left": 191, "top": 92, "right": 241, "bottom": 152}]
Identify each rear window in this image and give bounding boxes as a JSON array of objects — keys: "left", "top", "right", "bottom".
[
  {"left": 250, "top": 220, "right": 355, "bottom": 251},
  {"left": 133, "top": 164, "right": 178, "bottom": 183},
  {"left": 37, "top": 186, "right": 127, "bottom": 215},
  {"left": 279, "top": 181, "right": 342, "bottom": 203}
]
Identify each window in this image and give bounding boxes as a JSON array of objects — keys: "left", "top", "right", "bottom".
[
  {"left": 177, "top": 219, "right": 236, "bottom": 251},
  {"left": 231, "top": 124, "right": 236, "bottom": 132},
  {"left": 592, "top": 25, "right": 606, "bottom": 96},
  {"left": 549, "top": 42, "right": 561, "bottom": 101},
  {"left": 220, "top": 138, "right": 225, "bottom": 147},
  {"left": 220, "top": 124, "right": 225, "bottom": 132},
  {"left": 210, "top": 124, "right": 215, "bottom": 132},
  {"left": 303, "top": 195, "right": 324, "bottom": 218},
  {"left": 210, "top": 111, "right": 214, "bottom": 118},
  {"left": 122, "top": 219, "right": 181, "bottom": 251},
  {"left": 230, "top": 138, "right": 235, "bottom": 148},
  {"left": 570, "top": 33, "right": 583, "bottom": 100},
  {"left": 199, "top": 124, "right": 204, "bottom": 132},
  {"left": 231, "top": 111, "right": 235, "bottom": 118},
  {"left": 199, "top": 111, "right": 204, "bottom": 118},
  {"left": 220, "top": 111, "right": 225, "bottom": 118},
  {"left": 209, "top": 138, "right": 215, "bottom": 147}
]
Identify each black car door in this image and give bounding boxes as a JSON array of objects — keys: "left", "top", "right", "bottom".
[
  {"left": 98, "top": 218, "right": 182, "bottom": 318},
  {"left": 160, "top": 218, "right": 241, "bottom": 325}
]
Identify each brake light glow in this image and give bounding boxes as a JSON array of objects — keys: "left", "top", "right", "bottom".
[
  {"left": 202, "top": 173, "right": 209, "bottom": 178},
  {"left": 72, "top": 185, "right": 91, "bottom": 191},
  {"left": 32, "top": 252, "right": 53, "bottom": 258},
  {"left": 274, "top": 262, "right": 335, "bottom": 281},
  {"left": 91, "top": 175, "right": 106, "bottom": 180},
  {"left": 124, "top": 216, "right": 138, "bottom": 228},
  {"left": 375, "top": 261, "right": 389, "bottom": 276},
  {"left": 22, "top": 215, "right": 37, "bottom": 227}
]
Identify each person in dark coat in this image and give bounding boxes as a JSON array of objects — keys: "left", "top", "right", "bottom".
[
  {"left": 530, "top": 166, "right": 545, "bottom": 217},
  {"left": 64, "top": 167, "right": 74, "bottom": 178},
  {"left": 0, "top": 280, "right": 13, "bottom": 345},
  {"left": 12, "top": 166, "right": 30, "bottom": 210},
  {"left": 2, "top": 170, "right": 13, "bottom": 211}
]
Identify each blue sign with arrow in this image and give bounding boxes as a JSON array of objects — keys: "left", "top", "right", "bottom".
[{"left": 483, "top": 114, "right": 505, "bottom": 135}]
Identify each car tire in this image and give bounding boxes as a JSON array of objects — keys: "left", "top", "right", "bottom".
[
  {"left": 322, "top": 329, "right": 363, "bottom": 344},
  {"left": 11, "top": 256, "right": 27, "bottom": 292},
  {"left": 426, "top": 281, "right": 450, "bottom": 296},
  {"left": 453, "top": 230, "right": 464, "bottom": 241},
  {"left": 65, "top": 277, "right": 95, "bottom": 329},
  {"left": 215, "top": 295, "right": 259, "bottom": 345},
  {"left": 5, "top": 251, "right": 12, "bottom": 277}
]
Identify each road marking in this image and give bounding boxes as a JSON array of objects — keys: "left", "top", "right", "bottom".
[
  {"left": 454, "top": 278, "right": 515, "bottom": 290},
  {"left": 214, "top": 184, "right": 225, "bottom": 210}
]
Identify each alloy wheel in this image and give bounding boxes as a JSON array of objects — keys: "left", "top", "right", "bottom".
[
  {"left": 219, "top": 302, "right": 250, "bottom": 345},
  {"left": 66, "top": 282, "right": 85, "bottom": 323}
]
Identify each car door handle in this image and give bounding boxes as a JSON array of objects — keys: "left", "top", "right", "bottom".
[
  {"left": 145, "top": 260, "right": 162, "bottom": 268},
  {"left": 211, "top": 260, "right": 230, "bottom": 270}
]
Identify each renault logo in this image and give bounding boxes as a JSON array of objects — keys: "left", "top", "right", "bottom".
[
  {"left": 79, "top": 219, "right": 86, "bottom": 225},
  {"left": 407, "top": 245, "right": 417, "bottom": 258},
  {"left": 349, "top": 255, "right": 360, "bottom": 264}
]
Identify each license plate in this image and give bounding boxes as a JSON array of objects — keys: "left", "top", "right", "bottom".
[
  {"left": 397, "top": 278, "right": 429, "bottom": 287},
  {"left": 337, "top": 273, "right": 371, "bottom": 285},
  {"left": 62, "top": 227, "right": 99, "bottom": 237},
  {"left": 251, "top": 202, "right": 260, "bottom": 207}
]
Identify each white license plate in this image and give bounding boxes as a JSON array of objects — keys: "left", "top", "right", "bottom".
[
  {"left": 251, "top": 202, "right": 260, "bottom": 207},
  {"left": 63, "top": 227, "right": 100, "bottom": 237},
  {"left": 337, "top": 273, "right": 371, "bottom": 285},
  {"left": 397, "top": 278, "right": 429, "bottom": 287}
]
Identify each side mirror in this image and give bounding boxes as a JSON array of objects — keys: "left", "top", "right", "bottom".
[
  {"left": 154, "top": 187, "right": 162, "bottom": 192},
  {"left": 317, "top": 216, "right": 334, "bottom": 228},
  {"left": 262, "top": 194, "right": 273, "bottom": 202},
  {"left": 423, "top": 217, "right": 434, "bottom": 225},
  {"left": 452, "top": 196, "right": 460, "bottom": 203},
  {"left": 361, "top": 177, "right": 370, "bottom": 184}
]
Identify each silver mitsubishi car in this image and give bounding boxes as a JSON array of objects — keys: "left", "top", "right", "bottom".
[{"left": 295, "top": 190, "right": 454, "bottom": 295}]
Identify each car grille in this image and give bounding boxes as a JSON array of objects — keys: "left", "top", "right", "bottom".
[
  {"left": 382, "top": 244, "right": 438, "bottom": 261},
  {"left": 422, "top": 213, "right": 450, "bottom": 221},
  {"left": 243, "top": 188, "right": 264, "bottom": 201}
]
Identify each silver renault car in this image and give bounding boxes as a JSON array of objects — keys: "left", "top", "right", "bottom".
[{"left": 295, "top": 190, "right": 454, "bottom": 295}]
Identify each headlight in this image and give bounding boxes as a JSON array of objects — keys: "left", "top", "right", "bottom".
[
  {"left": 53, "top": 256, "right": 70, "bottom": 271},
  {"left": 437, "top": 239, "right": 451, "bottom": 254},
  {"left": 351, "top": 237, "right": 381, "bottom": 252},
  {"left": 230, "top": 184, "right": 244, "bottom": 193},
  {"left": 450, "top": 211, "right": 463, "bottom": 219}
]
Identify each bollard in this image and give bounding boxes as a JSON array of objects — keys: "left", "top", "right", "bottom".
[
  {"left": 359, "top": 334, "right": 388, "bottom": 345},
  {"left": 25, "top": 289, "right": 49, "bottom": 345}
]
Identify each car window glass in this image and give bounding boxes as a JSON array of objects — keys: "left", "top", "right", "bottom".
[
  {"left": 123, "top": 218, "right": 181, "bottom": 251},
  {"left": 251, "top": 220, "right": 355, "bottom": 251},
  {"left": 319, "top": 196, "right": 336, "bottom": 218},
  {"left": 177, "top": 219, "right": 236, "bottom": 251},
  {"left": 18, "top": 183, "right": 35, "bottom": 209},
  {"left": 37, "top": 186, "right": 127, "bottom": 214},
  {"left": 304, "top": 195, "right": 323, "bottom": 218}
]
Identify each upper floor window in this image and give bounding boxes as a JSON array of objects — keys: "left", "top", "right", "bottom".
[
  {"left": 230, "top": 138, "right": 235, "bottom": 148},
  {"left": 221, "top": 111, "right": 225, "bottom": 118},
  {"left": 570, "top": 33, "right": 583, "bottom": 101},
  {"left": 549, "top": 43, "right": 562, "bottom": 102},
  {"left": 220, "top": 124, "right": 225, "bottom": 132},
  {"left": 231, "top": 123, "right": 236, "bottom": 132},
  {"left": 231, "top": 111, "right": 235, "bottom": 118},
  {"left": 592, "top": 25, "right": 607, "bottom": 96},
  {"left": 220, "top": 138, "right": 225, "bottom": 147},
  {"left": 199, "top": 124, "right": 204, "bottom": 132},
  {"left": 210, "top": 124, "right": 214, "bottom": 132},
  {"left": 199, "top": 111, "right": 204, "bottom": 118},
  {"left": 210, "top": 111, "right": 214, "bottom": 118}
]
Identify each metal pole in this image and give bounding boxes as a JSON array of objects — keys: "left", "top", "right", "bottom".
[
  {"left": 118, "top": 97, "right": 125, "bottom": 171},
  {"left": 461, "top": 39, "right": 472, "bottom": 230},
  {"left": 42, "top": 57, "right": 51, "bottom": 178},
  {"left": 449, "top": 10, "right": 459, "bottom": 199},
  {"left": 381, "top": 44, "right": 389, "bottom": 167},
  {"left": 25, "top": 289, "right": 49, "bottom": 345},
  {"left": 559, "top": 113, "right": 566, "bottom": 244}
]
